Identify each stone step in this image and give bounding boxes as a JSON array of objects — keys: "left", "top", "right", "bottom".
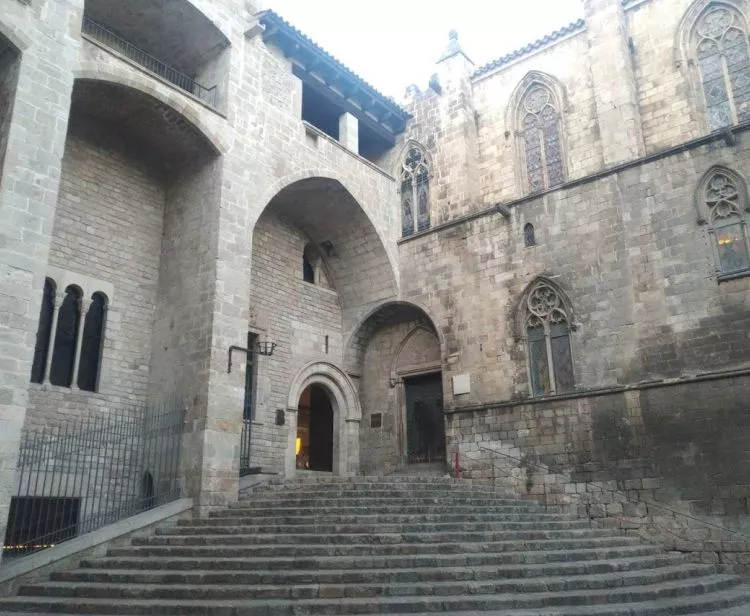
[
  {"left": 244, "top": 488, "right": 528, "bottom": 500},
  {"left": 134, "top": 528, "right": 620, "bottom": 547},
  {"left": 209, "top": 506, "right": 569, "bottom": 518},
  {"left": 0, "top": 574, "right": 742, "bottom": 614},
  {"left": 234, "top": 495, "right": 540, "bottom": 507},
  {"left": 19, "top": 565, "right": 721, "bottom": 601},
  {"left": 83, "top": 544, "right": 666, "bottom": 572},
  {"left": 112, "top": 535, "right": 642, "bottom": 558},
  {"left": 166, "top": 519, "right": 595, "bottom": 534},
  {"left": 56, "top": 553, "right": 691, "bottom": 585}
]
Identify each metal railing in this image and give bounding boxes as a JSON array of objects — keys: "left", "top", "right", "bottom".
[
  {"left": 455, "top": 444, "right": 750, "bottom": 548},
  {"left": 240, "top": 419, "right": 253, "bottom": 476},
  {"left": 3, "top": 400, "right": 185, "bottom": 560},
  {"left": 81, "top": 16, "right": 218, "bottom": 108}
]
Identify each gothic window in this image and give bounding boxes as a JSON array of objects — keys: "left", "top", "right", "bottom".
[
  {"left": 77, "top": 292, "right": 107, "bottom": 392},
  {"left": 49, "top": 285, "right": 81, "bottom": 388},
  {"left": 519, "top": 85, "right": 565, "bottom": 193},
  {"left": 701, "top": 169, "right": 750, "bottom": 276},
  {"left": 694, "top": 5, "right": 750, "bottom": 130},
  {"left": 523, "top": 281, "right": 574, "bottom": 396},
  {"left": 30, "top": 278, "right": 56, "bottom": 384},
  {"left": 524, "top": 223, "right": 536, "bottom": 247},
  {"left": 401, "top": 145, "right": 430, "bottom": 237}
]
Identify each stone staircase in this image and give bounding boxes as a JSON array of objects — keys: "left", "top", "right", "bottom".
[{"left": 2, "top": 475, "right": 750, "bottom": 615}]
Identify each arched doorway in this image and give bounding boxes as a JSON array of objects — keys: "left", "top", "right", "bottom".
[{"left": 296, "top": 384, "right": 334, "bottom": 472}]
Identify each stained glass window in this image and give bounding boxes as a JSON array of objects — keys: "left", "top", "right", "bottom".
[
  {"left": 703, "top": 170, "right": 750, "bottom": 275},
  {"left": 401, "top": 146, "right": 430, "bottom": 237},
  {"left": 523, "top": 281, "right": 574, "bottom": 396},
  {"left": 519, "top": 85, "right": 565, "bottom": 192},
  {"left": 695, "top": 6, "right": 750, "bottom": 129}
]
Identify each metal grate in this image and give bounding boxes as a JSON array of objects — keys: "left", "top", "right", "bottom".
[
  {"left": 3, "top": 400, "right": 184, "bottom": 560},
  {"left": 81, "top": 16, "right": 218, "bottom": 108}
]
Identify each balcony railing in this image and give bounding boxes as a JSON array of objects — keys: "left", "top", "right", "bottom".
[{"left": 82, "top": 16, "right": 218, "bottom": 108}]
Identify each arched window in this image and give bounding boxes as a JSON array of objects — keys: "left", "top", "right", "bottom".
[
  {"left": 699, "top": 167, "right": 750, "bottom": 276},
  {"left": 77, "top": 292, "right": 107, "bottom": 392},
  {"left": 693, "top": 4, "right": 750, "bottom": 130},
  {"left": 303, "top": 253, "right": 315, "bottom": 283},
  {"left": 518, "top": 84, "right": 565, "bottom": 193},
  {"left": 401, "top": 145, "right": 430, "bottom": 237},
  {"left": 49, "top": 286, "right": 81, "bottom": 388},
  {"left": 30, "top": 278, "right": 56, "bottom": 384},
  {"left": 524, "top": 223, "right": 536, "bottom": 247},
  {"left": 522, "top": 280, "right": 574, "bottom": 396}
]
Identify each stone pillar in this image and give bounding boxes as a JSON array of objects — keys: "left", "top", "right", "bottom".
[
  {"left": 583, "top": 0, "right": 644, "bottom": 166},
  {"left": 338, "top": 112, "right": 359, "bottom": 153},
  {"left": 0, "top": 0, "right": 83, "bottom": 561},
  {"left": 71, "top": 297, "right": 91, "bottom": 390},
  {"left": 345, "top": 418, "right": 361, "bottom": 476},
  {"left": 285, "top": 408, "right": 298, "bottom": 478},
  {"left": 43, "top": 296, "right": 64, "bottom": 384},
  {"left": 292, "top": 74, "right": 303, "bottom": 120}
]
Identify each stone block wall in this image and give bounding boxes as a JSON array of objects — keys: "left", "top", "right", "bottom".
[{"left": 0, "top": 44, "right": 20, "bottom": 175}]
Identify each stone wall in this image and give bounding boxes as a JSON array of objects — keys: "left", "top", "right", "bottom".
[
  {"left": 26, "top": 119, "right": 167, "bottom": 428},
  {"left": 0, "top": 44, "right": 20, "bottom": 176}
]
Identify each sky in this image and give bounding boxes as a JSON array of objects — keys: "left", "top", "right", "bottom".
[{"left": 263, "top": 0, "right": 585, "bottom": 99}]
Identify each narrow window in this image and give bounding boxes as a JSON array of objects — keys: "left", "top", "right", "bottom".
[
  {"left": 243, "top": 332, "right": 259, "bottom": 421},
  {"left": 523, "top": 281, "right": 574, "bottom": 396},
  {"left": 524, "top": 223, "right": 536, "bottom": 247},
  {"left": 702, "top": 169, "right": 750, "bottom": 276},
  {"left": 30, "top": 278, "right": 55, "bottom": 384},
  {"left": 694, "top": 5, "right": 750, "bottom": 129},
  {"left": 303, "top": 253, "right": 315, "bottom": 283},
  {"left": 77, "top": 292, "right": 107, "bottom": 392},
  {"left": 519, "top": 85, "right": 565, "bottom": 192},
  {"left": 401, "top": 145, "right": 430, "bottom": 237},
  {"left": 49, "top": 286, "right": 81, "bottom": 388}
]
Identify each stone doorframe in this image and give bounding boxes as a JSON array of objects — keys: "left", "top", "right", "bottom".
[{"left": 285, "top": 361, "right": 362, "bottom": 477}]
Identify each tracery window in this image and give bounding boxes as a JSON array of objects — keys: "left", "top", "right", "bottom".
[
  {"left": 519, "top": 85, "right": 565, "bottom": 193},
  {"left": 523, "top": 281, "right": 574, "bottom": 396},
  {"left": 30, "top": 278, "right": 55, "bottom": 384},
  {"left": 701, "top": 168, "right": 750, "bottom": 276},
  {"left": 401, "top": 145, "right": 430, "bottom": 237},
  {"left": 694, "top": 5, "right": 750, "bottom": 130}
]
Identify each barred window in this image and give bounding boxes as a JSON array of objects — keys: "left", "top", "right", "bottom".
[
  {"left": 522, "top": 281, "right": 574, "bottom": 396},
  {"left": 401, "top": 145, "right": 430, "bottom": 237},
  {"left": 694, "top": 5, "right": 750, "bottom": 130},
  {"left": 518, "top": 85, "right": 565, "bottom": 193}
]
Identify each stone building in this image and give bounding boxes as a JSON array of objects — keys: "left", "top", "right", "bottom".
[{"left": 2, "top": 0, "right": 750, "bottom": 556}]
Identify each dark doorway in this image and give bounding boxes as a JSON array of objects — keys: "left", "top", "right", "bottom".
[
  {"left": 296, "top": 384, "right": 334, "bottom": 472},
  {"left": 405, "top": 373, "right": 445, "bottom": 463}
]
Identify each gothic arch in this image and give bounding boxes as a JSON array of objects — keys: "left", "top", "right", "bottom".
[
  {"left": 286, "top": 361, "right": 361, "bottom": 476},
  {"left": 391, "top": 324, "right": 442, "bottom": 376},
  {"left": 694, "top": 164, "right": 749, "bottom": 220},
  {"left": 392, "top": 139, "right": 434, "bottom": 179},
  {"left": 514, "top": 276, "right": 576, "bottom": 341},
  {"left": 506, "top": 71, "right": 569, "bottom": 194},
  {"left": 73, "top": 66, "right": 227, "bottom": 155},
  {"left": 675, "top": 0, "right": 750, "bottom": 131}
]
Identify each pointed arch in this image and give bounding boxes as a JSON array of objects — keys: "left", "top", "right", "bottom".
[
  {"left": 516, "top": 277, "right": 576, "bottom": 396},
  {"left": 695, "top": 165, "right": 750, "bottom": 277},
  {"left": 676, "top": 0, "right": 750, "bottom": 131},
  {"left": 399, "top": 141, "right": 431, "bottom": 237},
  {"left": 506, "top": 71, "right": 569, "bottom": 194},
  {"left": 392, "top": 324, "right": 442, "bottom": 376}
]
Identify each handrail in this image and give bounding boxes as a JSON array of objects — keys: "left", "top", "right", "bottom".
[
  {"left": 81, "top": 16, "right": 218, "bottom": 107},
  {"left": 459, "top": 443, "right": 750, "bottom": 546}
]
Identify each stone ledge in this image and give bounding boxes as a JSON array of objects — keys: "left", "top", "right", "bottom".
[{"left": 0, "top": 498, "right": 193, "bottom": 596}]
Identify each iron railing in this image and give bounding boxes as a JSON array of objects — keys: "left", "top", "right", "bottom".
[
  {"left": 3, "top": 400, "right": 184, "bottom": 560},
  {"left": 240, "top": 419, "right": 253, "bottom": 476},
  {"left": 81, "top": 16, "right": 218, "bottom": 108}
]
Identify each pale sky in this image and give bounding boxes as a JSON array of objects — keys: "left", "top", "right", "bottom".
[{"left": 264, "top": 0, "right": 585, "bottom": 98}]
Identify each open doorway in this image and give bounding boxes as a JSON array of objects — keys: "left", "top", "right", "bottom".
[
  {"left": 296, "top": 384, "right": 334, "bottom": 472},
  {"left": 404, "top": 373, "right": 445, "bottom": 464}
]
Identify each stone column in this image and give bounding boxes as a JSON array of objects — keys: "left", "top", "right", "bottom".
[
  {"left": 583, "top": 0, "right": 644, "bottom": 165},
  {"left": 0, "top": 0, "right": 83, "bottom": 561},
  {"left": 71, "top": 297, "right": 91, "bottom": 390},
  {"left": 338, "top": 112, "right": 359, "bottom": 153},
  {"left": 43, "top": 296, "right": 64, "bottom": 384},
  {"left": 345, "top": 418, "right": 361, "bottom": 476},
  {"left": 285, "top": 408, "right": 298, "bottom": 478}
]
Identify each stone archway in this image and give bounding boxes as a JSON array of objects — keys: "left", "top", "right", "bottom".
[{"left": 286, "top": 362, "right": 362, "bottom": 477}]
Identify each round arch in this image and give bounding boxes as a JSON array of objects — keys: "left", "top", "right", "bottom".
[
  {"left": 286, "top": 361, "right": 361, "bottom": 476},
  {"left": 73, "top": 64, "right": 227, "bottom": 155}
]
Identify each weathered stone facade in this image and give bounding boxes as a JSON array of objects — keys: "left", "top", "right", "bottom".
[{"left": 2, "top": 0, "right": 750, "bottom": 571}]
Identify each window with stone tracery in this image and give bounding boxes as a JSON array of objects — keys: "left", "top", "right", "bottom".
[
  {"left": 522, "top": 281, "right": 574, "bottom": 396},
  {"left": 401, "top": 145, "right": 430, "bottom": 237},
  {"left": 518, "top": 85, "right": 565, "bottom": 193},
  {"left": 700, "top": 168, "right": 750, "bottom": 277},
  {"left": 693, "top": 5, "right": 750, "bottom": 130}
]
